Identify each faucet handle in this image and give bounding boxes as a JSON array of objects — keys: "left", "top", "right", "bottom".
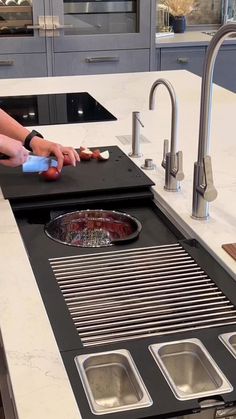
[
  {"left": 162, "top": 139, "right": 169, "bottom": 168},
  {"left": 136, "top": 115, "right": 144, "bottom": 128},
  {"left": 175, "top": 151, "right": 184, "bottom": 181},
  {"left": 198, "top": 155, "right": 218, "bottom": 202},
  {"left": 203, "top": 155, "right": 218, "bottom": 202}
]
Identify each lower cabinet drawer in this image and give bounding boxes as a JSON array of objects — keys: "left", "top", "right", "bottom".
[
  {"left": 53, "top": 49, "right": 150, "bottom": 76},
  {"left": 160, "top": 47, "right": 206, "bottom": 77},
  {"left": 0, "top": 53, "right": 47, "bottom": 79},
  {"left": 214, "top": 47, "right": 236, "bottom": 93}
]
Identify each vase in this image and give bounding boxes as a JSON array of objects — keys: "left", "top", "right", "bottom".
[{"left": 170, "top": 15, "right": 186, "bottom": 34}]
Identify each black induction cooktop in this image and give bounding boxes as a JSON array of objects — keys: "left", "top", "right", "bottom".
[{"left": 0, "top": 92, "right": 117, "bottom": 126}]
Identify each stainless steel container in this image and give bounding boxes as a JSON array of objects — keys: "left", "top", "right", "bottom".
[
  {"left": 75, "top": 349, "right": 152, "bottom": 414},
  {"left": 149, "top": 338, "right": 233, "bottom": 400}
]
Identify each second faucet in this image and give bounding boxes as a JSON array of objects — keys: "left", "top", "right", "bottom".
[{"left": 149, "top": 78, "right": 184, "bottom": 191}]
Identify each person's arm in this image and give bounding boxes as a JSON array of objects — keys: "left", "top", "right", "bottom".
[
  {"left": 0, "top": 109, "right": 80, "bottom": 171},
  {"left": 0, "top": 108, "right": 29, "bottom": 143},
  {"left": 0, "top": 134, "right": 29, "bottom": 167}
]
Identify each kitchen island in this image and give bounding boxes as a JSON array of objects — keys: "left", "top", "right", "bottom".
[{"left": 0, "top": 70, "right": 236, "bottom": 419}]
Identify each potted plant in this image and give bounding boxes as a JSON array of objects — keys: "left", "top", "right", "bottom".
[{"left": 161, "top": 0, "right": 196, "bottom": 33}]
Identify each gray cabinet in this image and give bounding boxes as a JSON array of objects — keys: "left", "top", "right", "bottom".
[
  {"left": 213, "top": 45, "right": 236, "bottom": 92},
  {"left": 51, "top": 0, "right": 153, "bottom": 52},
  {"left": 0, "top": 0, "right": 156, "bottom": 78},
  {"left": 0, "top": 1, "right": 47, "bottom": 78},
  {"left": 53, "top": 49, "right": 150, "bottom": 76},
  {"left": 0, "top": 53, "right": 47, "bottom": 79},
  {"left": 157, "top": 43, "right": 236, "bottom": 93},
  {"left": 159, "top": 47, "right": 206, "bottom": 77},
  {"left": 51, "top": 0, "right": 155, "bottom": 76}
]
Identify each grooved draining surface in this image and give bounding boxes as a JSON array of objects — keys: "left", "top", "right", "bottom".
[{"left": 49, "top": 244, "right": 236, "bottom": 347}]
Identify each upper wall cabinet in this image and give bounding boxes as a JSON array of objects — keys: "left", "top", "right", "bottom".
[
  {"left": 0, "top": 0, "right": 46, "bottom": 53},
  {"left": 0, "top": 0, "right": 47, "bottom": 77}
]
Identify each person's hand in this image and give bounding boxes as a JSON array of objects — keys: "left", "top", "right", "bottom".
[
  {"left": 30, "top": 137, "right": 80, "bottom": 172},
  {"left": 0, "top": 135, "right": 29, "bottom": 167}
]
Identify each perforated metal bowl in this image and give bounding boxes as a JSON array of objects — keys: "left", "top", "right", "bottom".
[{"left": 45, "top": 209, "right": 142, "bottom": 248}]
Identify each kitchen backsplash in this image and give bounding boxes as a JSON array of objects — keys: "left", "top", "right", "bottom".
[
  {"left": 187, "top": 0, "right": 222, "bottom": 25},
  {"left": 157, "top": 0, "right": 222, "bottom": 26}
]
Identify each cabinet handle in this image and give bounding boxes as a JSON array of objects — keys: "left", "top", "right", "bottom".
[
  {"left": 177, "top": 57, "right": 189, "bottom": 64},
  {"left": 85, "top": 56, "right": 119, "bottom": 63},
  {"left": 0, "top": 60, "right": 14, "bottom": 66},
  {"left": 53, "top": 23, "right": 73, "bottom": 29},
  {"left": 26, "top": 24, "right": 44, "bottom": 29}
]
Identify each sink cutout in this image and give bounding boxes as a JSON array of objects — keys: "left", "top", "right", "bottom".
[
  {"left": 75, "top": 349, "right": 152, "bottom": 414},
  {"left": 149, "top": 338, "right": 232, "bottom": 400}
]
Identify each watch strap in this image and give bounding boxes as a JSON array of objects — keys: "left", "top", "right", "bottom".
[{"left": 24, "top": 129, "right": 44, "bottom": 152}]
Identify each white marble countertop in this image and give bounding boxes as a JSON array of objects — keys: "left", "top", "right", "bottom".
[
  {"left": 155, "top": 30, "right": 236, "bottom": 47},
  {"left": 0, "top": 70, "right": 236, "bottom": 418}
]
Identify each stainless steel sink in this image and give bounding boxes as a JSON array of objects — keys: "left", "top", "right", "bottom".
[
  {"left": 74, "top": 349, "right": 152, "bottom": 414},
  {"left": 219, "top": 332, "right": 236, "bottom": 359},
  {"left": 149, "top": 338, "right": 232, "bottom": 400}
]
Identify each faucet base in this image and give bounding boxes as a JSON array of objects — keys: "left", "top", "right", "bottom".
[
  {"left": 141, "top": 158, "right": 156, "bottom": 170},
  {"left": 191, "top": 214, "right": 209, "bottom": 221},
  {"left": 164, "top": 185, "right": 181, "bottom": 192},
  {"left": 128, "top": 152, "right": 143, "bottom": 158}
]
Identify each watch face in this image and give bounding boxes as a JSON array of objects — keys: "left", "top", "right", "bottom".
[{"left": 31, "top": 130, "right": 43, "bottom": 138}]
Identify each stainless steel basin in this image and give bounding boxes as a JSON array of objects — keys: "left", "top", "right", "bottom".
[
  {"left": 74, "top": 349, "right": 152, "bottom": 414},
  {"left": 45, "top": 209, "right": 142, "bottom": 248},
  {"left": 149, "top": 338, "right": 232, "bottom": 400},
  {"left": 219, "top": 332, "right": 236, "bottom": 359}
]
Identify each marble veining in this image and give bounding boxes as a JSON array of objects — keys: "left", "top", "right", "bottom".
[{"left": 0, "top": 70, "right": 236, "bottom": 418}]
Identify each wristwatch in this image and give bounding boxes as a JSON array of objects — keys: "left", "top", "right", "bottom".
[{"left": 24, "top": 129, "right": 44, "bottom": 152}]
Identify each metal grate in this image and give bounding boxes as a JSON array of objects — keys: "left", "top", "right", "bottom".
[{"left": 49, "top": 244, "right": 236, "bottom": 347}]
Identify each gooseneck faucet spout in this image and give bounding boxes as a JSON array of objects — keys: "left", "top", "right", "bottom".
[
  {"left": 192, "top": 23, "right": 236, "bottom": 220},
  {"left": 149, "top": 78, "right": 184, "bottom": 191}
]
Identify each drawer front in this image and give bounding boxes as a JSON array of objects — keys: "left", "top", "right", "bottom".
[
  {"left": 160, "top": 47, "right": 206, "bottom": 77},
  {"left": 53, "top": 49, "right": 150, "bottom": 76},
  {"left": 214, "top": 48, "right": 236, "bottom": 93},
  {"left": 0, "top": 54, "right": 47, "bottom": 79}
]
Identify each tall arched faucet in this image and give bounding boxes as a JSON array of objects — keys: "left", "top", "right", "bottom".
[
  {"left": 149, "top": 78, "right": 184, "bottom": 191},
  {"left": 192, "top": 23, "right": 236, "bottom": 220}
]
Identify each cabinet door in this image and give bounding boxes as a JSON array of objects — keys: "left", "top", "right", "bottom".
[
  {"left": 160, "top": 47, "right": 206, "bottom": 77},
  {"left": 53, "top": 49, "right": 150, "bottom": 76},
  {"left": 50, "top": 0, "right": 152, "bottom": 53},
  {"left": 0, "top": 0, "right": 46, "bottom": 54},
  {"left": 214, "top": 46, "right": 236, "bottom": 92}
]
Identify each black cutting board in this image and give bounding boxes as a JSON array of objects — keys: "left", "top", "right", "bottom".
[{"left": 0, "top": 146, "right": 154, "bottom": 201}]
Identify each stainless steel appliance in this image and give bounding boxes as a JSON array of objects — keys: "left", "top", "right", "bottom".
[{"left": 63, "top": 0, "right": 138, "bottom": 35}]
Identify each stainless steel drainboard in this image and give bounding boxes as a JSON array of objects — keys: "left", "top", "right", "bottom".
[{"left": 49, "top": 243, "right": 236, "bottom": 347}]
